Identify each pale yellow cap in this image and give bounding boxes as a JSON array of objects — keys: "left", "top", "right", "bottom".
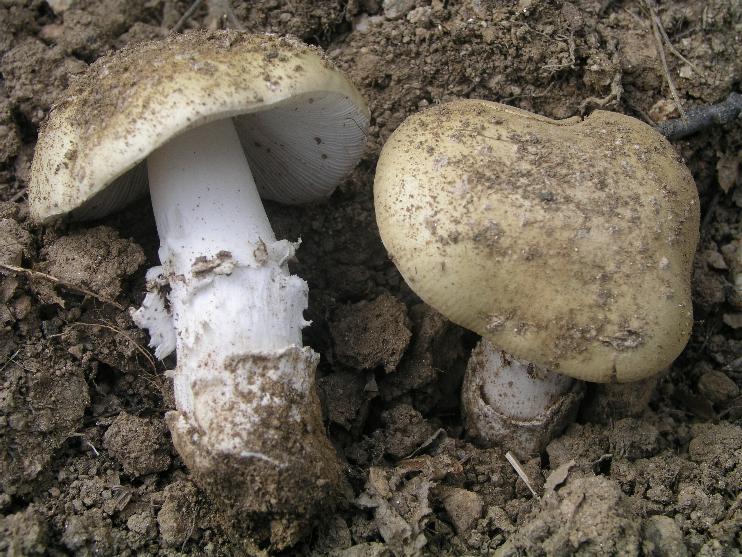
[
  {"left": 30, "top": 31, "right": 370, "bottom": 222},
  {"left": 374, "top": 100, "right": 699, "bottom": 382}
]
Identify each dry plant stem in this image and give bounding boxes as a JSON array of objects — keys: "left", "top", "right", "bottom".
[
  {"left": 644, "top": 0, "right": 686, "bottom": 118},
  {"left": 0, "top": 262, "right": 125, "bottom": 310},
  {"left": 656, "top": 92, "right": 742, "bottom": 140}
]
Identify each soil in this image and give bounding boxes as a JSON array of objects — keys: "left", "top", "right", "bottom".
[{"left": 0, "top": 0, "right": 741, "bottom": 555}]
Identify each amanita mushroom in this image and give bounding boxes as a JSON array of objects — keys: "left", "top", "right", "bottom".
[
  {"left": 374, "top": 100, "right": 699, "bottom": 458},
  {"left": 29, "top": 31, "right": 369, "bottom": 530}
]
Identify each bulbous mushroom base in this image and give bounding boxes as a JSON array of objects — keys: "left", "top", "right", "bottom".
[
  {"left": 462, "top": 339, "right": 584, "bottom": 459},
  {"left": 166, "top": 346, "right": 348, "bottom": 548}
]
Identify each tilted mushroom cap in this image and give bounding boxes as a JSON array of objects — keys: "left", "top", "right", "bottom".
[
  {"left": 374, "top": 100, "right": 699, "bottom": 383},
  {"left": 29, "top": 31, "right": 370, "bottom": 222}
]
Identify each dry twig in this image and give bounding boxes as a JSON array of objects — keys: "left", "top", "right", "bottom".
[{"left": 655, "top": 92, "right": 742, "bottom": 140}]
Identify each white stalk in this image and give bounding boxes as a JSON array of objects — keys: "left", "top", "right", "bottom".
[
  {"left": 131, "top": 118, "right": 343, "bottom": 515},
  {"left": 462, "top": 339, "right": 584, "bottom": 459}
]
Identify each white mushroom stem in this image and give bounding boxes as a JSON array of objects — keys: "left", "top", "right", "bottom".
[
  {"left": 462, "top": 339, "right": 584, "bottom": 459},
  {"left": 132, "top": 118, "right": 323, "bottom": 466}
]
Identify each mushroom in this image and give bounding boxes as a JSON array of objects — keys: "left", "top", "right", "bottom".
[
  {"left": 29, "top": 31, "right": 369, "bottom": 531},
  {"left": 374, "top": 100, "right": 698, "bottom": 458}
]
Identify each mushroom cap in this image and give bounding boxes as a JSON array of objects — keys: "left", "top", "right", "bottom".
[
  {"left": 374, "top": 100, "right": 699, "bottom": 383},
  {"left": 29, "top": 31, "right": 370, "bottom": 222}
]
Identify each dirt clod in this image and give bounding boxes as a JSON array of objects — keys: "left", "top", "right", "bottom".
[
  {"left": 495, "top": 475, "right": 641, "bottom": 556},
  {"left": 41, "top": 226, "right": 145, "bottom": 300},
  {"left": 440, "top": 487, "right": 484, "bottom": 535},
  {"left": 102, "top": 412, "right": 171, "bottom": 477},
  {"left": 331, "top": 292, "right": 412, "bottom": 372},
  {"left": 643, "top": 515, "right": 688, "bottom": 557},
  {"left": 697, "top": 369, "right": 739, "bottom": 404}
]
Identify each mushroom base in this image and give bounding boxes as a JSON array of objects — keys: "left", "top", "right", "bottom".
[
  {"left": 167, "top": 345, "right": 348, "bottom": 548},
  {"left": 462, "top": 340, "right": 584, "bottom": 459}
]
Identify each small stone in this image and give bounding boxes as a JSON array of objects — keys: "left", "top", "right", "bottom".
[
  {"left": 697, "top": 370, "right": 739, "bottom": 404},
  {"left": 703, "top": 249, "right": 728, "bottom": 270},
  {"left": 648, "top": 99, "right": 680, "bottom": 122},
  {"left": 722, "top": 313, "right": 742, "bottom": 329},
  {"left": 442, "top": 488, "right": 484, "bottom": 534},
  {"left": 642, "top": 515, "right": 687, "bottom": 557},
  {"left": 383, "top": 0, "right": 416, "bottom": 20}
]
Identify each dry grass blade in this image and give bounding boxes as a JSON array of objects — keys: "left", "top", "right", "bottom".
[
  {"left": 643, "top": 0, "right": 687, "bottom": 119},
  {"left": 505, "top": 451, "right": 540, "bottom": 499},
  {"left": 171, "top": 0, "right": 203, "bottom": 33},
  {"left": 0, "top": 262, "right": 125, "bottom": 310}
]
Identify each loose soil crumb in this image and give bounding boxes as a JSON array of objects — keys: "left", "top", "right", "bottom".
[
  {"left": 0, "top": 0, "right": 740, "bottom": 555},
  {"left": 331, "top": 291, "right": 412, "bottom": 372}
]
